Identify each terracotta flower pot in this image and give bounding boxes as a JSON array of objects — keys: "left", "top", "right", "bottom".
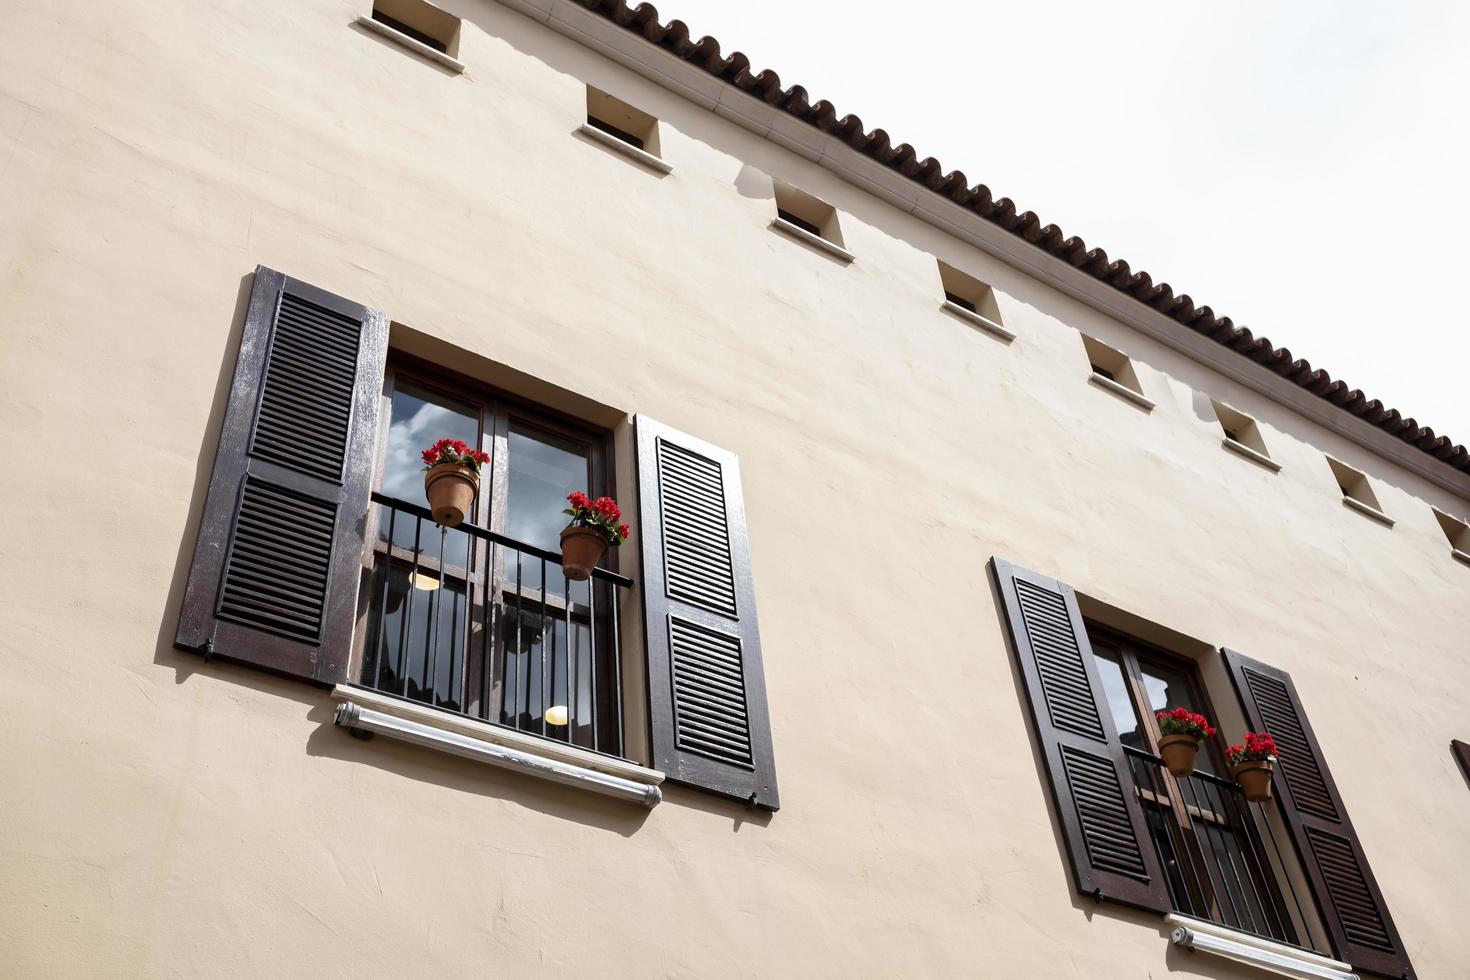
[
  {"left": 1158, "top": 734, "right": 1201, "bottom": 777},
  {"left": 423, "top": 462, "right": 478, "bottom": 527},
  {"left": 560, "top": 525, "right": 607, "bottom": 581},
  {"left": 1232, "top": 759, "right": 1275, "bottom": 802}
]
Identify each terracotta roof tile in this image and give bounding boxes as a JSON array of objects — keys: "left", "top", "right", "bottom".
[{"left": 573, "top": 0, "right": 1469, "bottom": 475}]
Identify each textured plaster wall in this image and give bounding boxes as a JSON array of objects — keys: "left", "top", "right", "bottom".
[{"left": 0, "top": 1, "right": 1467, "bottom": 977}]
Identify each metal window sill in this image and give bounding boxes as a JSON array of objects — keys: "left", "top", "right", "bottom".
[
  {"left": 1341, "top": 495, "right": 1394, "bottom": 527},
  {"left": 576, "top": 123, "right": 673, "bottom": 174},
  {"left": 1167, "top": 915, "right": 1357, "bottom": 980},
  {"left": 1222, "top": 436, "right": 1283, "bottom": 472},
  {"left": 769, "top": 217, "right": 855, "bottom": 263},
  {"left": 331, "top": 685, "right": 663, "bottom": 807},
  {"left": 354, "top": 15, "right": 466, "bottom": 73},
  {"left": 940, "top": 300, "right": 1015, "bottom": 342},
  {"left": 1088, "top": 371, "right": 1156, "bottom": 412}
]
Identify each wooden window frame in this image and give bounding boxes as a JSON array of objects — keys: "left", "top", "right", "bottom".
[
  {"left": 1086, "top": 625, "right": 1298, "bottom": 938},
  {"left": 350, "top": 353, "right": 618, "bottom": 711}
]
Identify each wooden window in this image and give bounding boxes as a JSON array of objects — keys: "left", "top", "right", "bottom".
[
  {"left": 1087, "top": 628, "right": 1304, "bottom": 941},
  {"left": 993, "top": 557, "right": 1413, "bottom": 977},
  {"left": 357, "top": 358, "right": 623, "bottom": 752}
]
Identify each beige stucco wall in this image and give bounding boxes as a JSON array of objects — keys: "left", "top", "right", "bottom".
[{"left": 2, "top": 1, "right": 1467, "bottom": 976}]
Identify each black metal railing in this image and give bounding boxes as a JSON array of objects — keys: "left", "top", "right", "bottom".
[
  {"left": 1124, "top": 746, "right": 1326, "bottom": 954},
  {"left": 357, "top": 492, "right": 634, "bottom": 759}
]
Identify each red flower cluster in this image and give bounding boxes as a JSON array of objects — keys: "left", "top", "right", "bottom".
[
  {"left": 1226, "top": 731, "right": 1278, "bottom": 766},
  {"left": 563, "top": 491, "right": 631, "bottom": 546},
  {"left": 1155, "top": 707, "right": 1217, "bottom": 740},
  {"left": 420, "top": 438, "right": 490, "bottom": 472}
]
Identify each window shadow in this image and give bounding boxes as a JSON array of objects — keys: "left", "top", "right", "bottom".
[
  {"left": 302, "top": 700, "right": 654, "bottom": 837},
  {"left": 152, "top": 272, "right": 254, "bottom": 684}
]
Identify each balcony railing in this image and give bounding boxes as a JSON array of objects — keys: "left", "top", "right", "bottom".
[
  {"left": 357, "top": 492, "right": 633, "bottom": 760},
  {"left": 1123, "top": 746, "right": 1328, "bottom": 955}
]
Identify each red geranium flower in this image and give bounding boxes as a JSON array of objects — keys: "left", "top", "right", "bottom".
[{"left": 563, "top": 491, "right": 630, "bottom": 546}]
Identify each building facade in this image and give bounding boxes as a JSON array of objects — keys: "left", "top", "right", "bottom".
[{"left": 3, "top": 1, "right": 1469, "bottom": 977}]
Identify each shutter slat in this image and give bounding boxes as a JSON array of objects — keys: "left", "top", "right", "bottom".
[
  {"left": 176, "top": 266, "right": 389, "bottom": 684},
  {"left": 248, "top": 289, "right": 363, "bottom": 484},
  {"left": 1222, "top": 649, "right": 1414, "bottom": 978},
  {"left": 992, "top": 558, "right": 1169, "bottom": 913},
  {"left": 637, "top": 418, "right": 778, "bottom": 809}
]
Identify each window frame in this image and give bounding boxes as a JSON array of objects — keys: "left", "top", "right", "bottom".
[
  {"left": 350, "top": 353, "right": 620, "bottom": 738},
  {"left": 1087, "top": 624, "right": 1305, "bottom": 946}
]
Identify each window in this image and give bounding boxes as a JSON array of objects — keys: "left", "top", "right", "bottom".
[
  {"left": 360, "top": 361, "right": 623, "bottom": 753},
  {"left": 1212, "top": 400, "right": 1280, "bottom": 471},
  {"left": 358, "top": 0, "right": 463, "bottom": 70},
  {"left": 1432, "top": 507, "right": 1470, "bottom": 564},
  {"left": 770, "top": 180, "right": 853, "bottom": 262},
  {"left": 177, "top": 266, "right": 779, "bottom": 810},
  {"left": 579, "top": 87, "right": 671, "bottom": 173},
  {"left": 1081, "top": 334, "right": 1154, "bottom": 410},
  {"left": 937, "top": 260, "right": 1012, "bottom": 341},
  {"left": 1088, "top": 628, "right": 1308, "bottom": 946},
  {"left": 1325, "top": 456, "right": 1393, "bottom": 526},
  {"left": 990, "top": 557, "right": 1414, "bottom": 979}
]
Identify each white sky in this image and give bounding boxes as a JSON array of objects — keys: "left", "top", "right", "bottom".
[{"left": 663, "top": 0, "right": 1470, "bottom": 444}]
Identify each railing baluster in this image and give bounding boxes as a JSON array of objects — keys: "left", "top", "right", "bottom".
[
  {"left": 479, "top": 540, "right": 494, "bottom": 723},
  {"left": 373, "top": 505, "right": 396, "bottom": 692},
  {"left": 588, "top": 577, "right": 599, "bottom": 754},
  {"left": 565, "top": 574, "right": 575, "bottom": 746},
  {"left": 611, "top": 577, "right": 623, "bottom": 758},
  {"left": 425, "top": 525, "right": 446, "bottom": 705},
  {"left": 397, "top": 516, "right": 422, "bottom": 700},
  {"left": 513, "top": 546, "right": 524, "bottom": 732},
  {"left": 539, "top": 557, "right": 549, "bottom": 739}
]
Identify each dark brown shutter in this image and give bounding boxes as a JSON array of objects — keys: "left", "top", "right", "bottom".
[
  {"left": 990, "top": 558, "right": 1169, "bottom": 913},
  {"left": 1454, "top": 740, "right": 1470, "bottom": 783},
  {"left": 175, "top": 267, "right": 389, "bottom": 685},
  {"left": 634, "top": 416, "right": 778, "bottom": 810},
  {"left": 1222, "top": 649, "right": 1415, "bottom": 979}
]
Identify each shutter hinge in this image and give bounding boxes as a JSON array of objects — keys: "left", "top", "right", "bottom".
[
  {"left": 745, "top": 792, "right": 758, "bottom": 810},
  {"left": 1091, "top": 887, "right": 1103, "bottom": 903},
  {"left": 201, "top": 637, "right": 216, "bottom": 663}
]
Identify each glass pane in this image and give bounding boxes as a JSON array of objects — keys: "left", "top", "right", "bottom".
[
  {"left": 495, "top": 591, "right": 599, "bottom": 749},
  {"left": 504, "top": 422, "right": 591, "bottom": 592},
  {"left": 362, "top": 558, "right": 469, "bottom": 712},
  {"left": 1138, "top": 659, "right": 1216, "bottom": 772},
  {"left": 1090, "top": 645, "right": 1145, "bottom": 753},
  {"left": 379, "top": 381, "right": 480, "bottom": 568}
]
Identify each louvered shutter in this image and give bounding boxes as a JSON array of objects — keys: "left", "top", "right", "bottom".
[
  {"left": 1222, "top": 649, "right": 1414, "bottom": 979},
  {"left": 990, "top": 558, "right": 1169, "bottom": 912},
  {"left": 634, "top": 417, "right": 778, "bottom": 810},
  {"left": 175, "top": 267, "right": 389, "bottom": 684}
]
